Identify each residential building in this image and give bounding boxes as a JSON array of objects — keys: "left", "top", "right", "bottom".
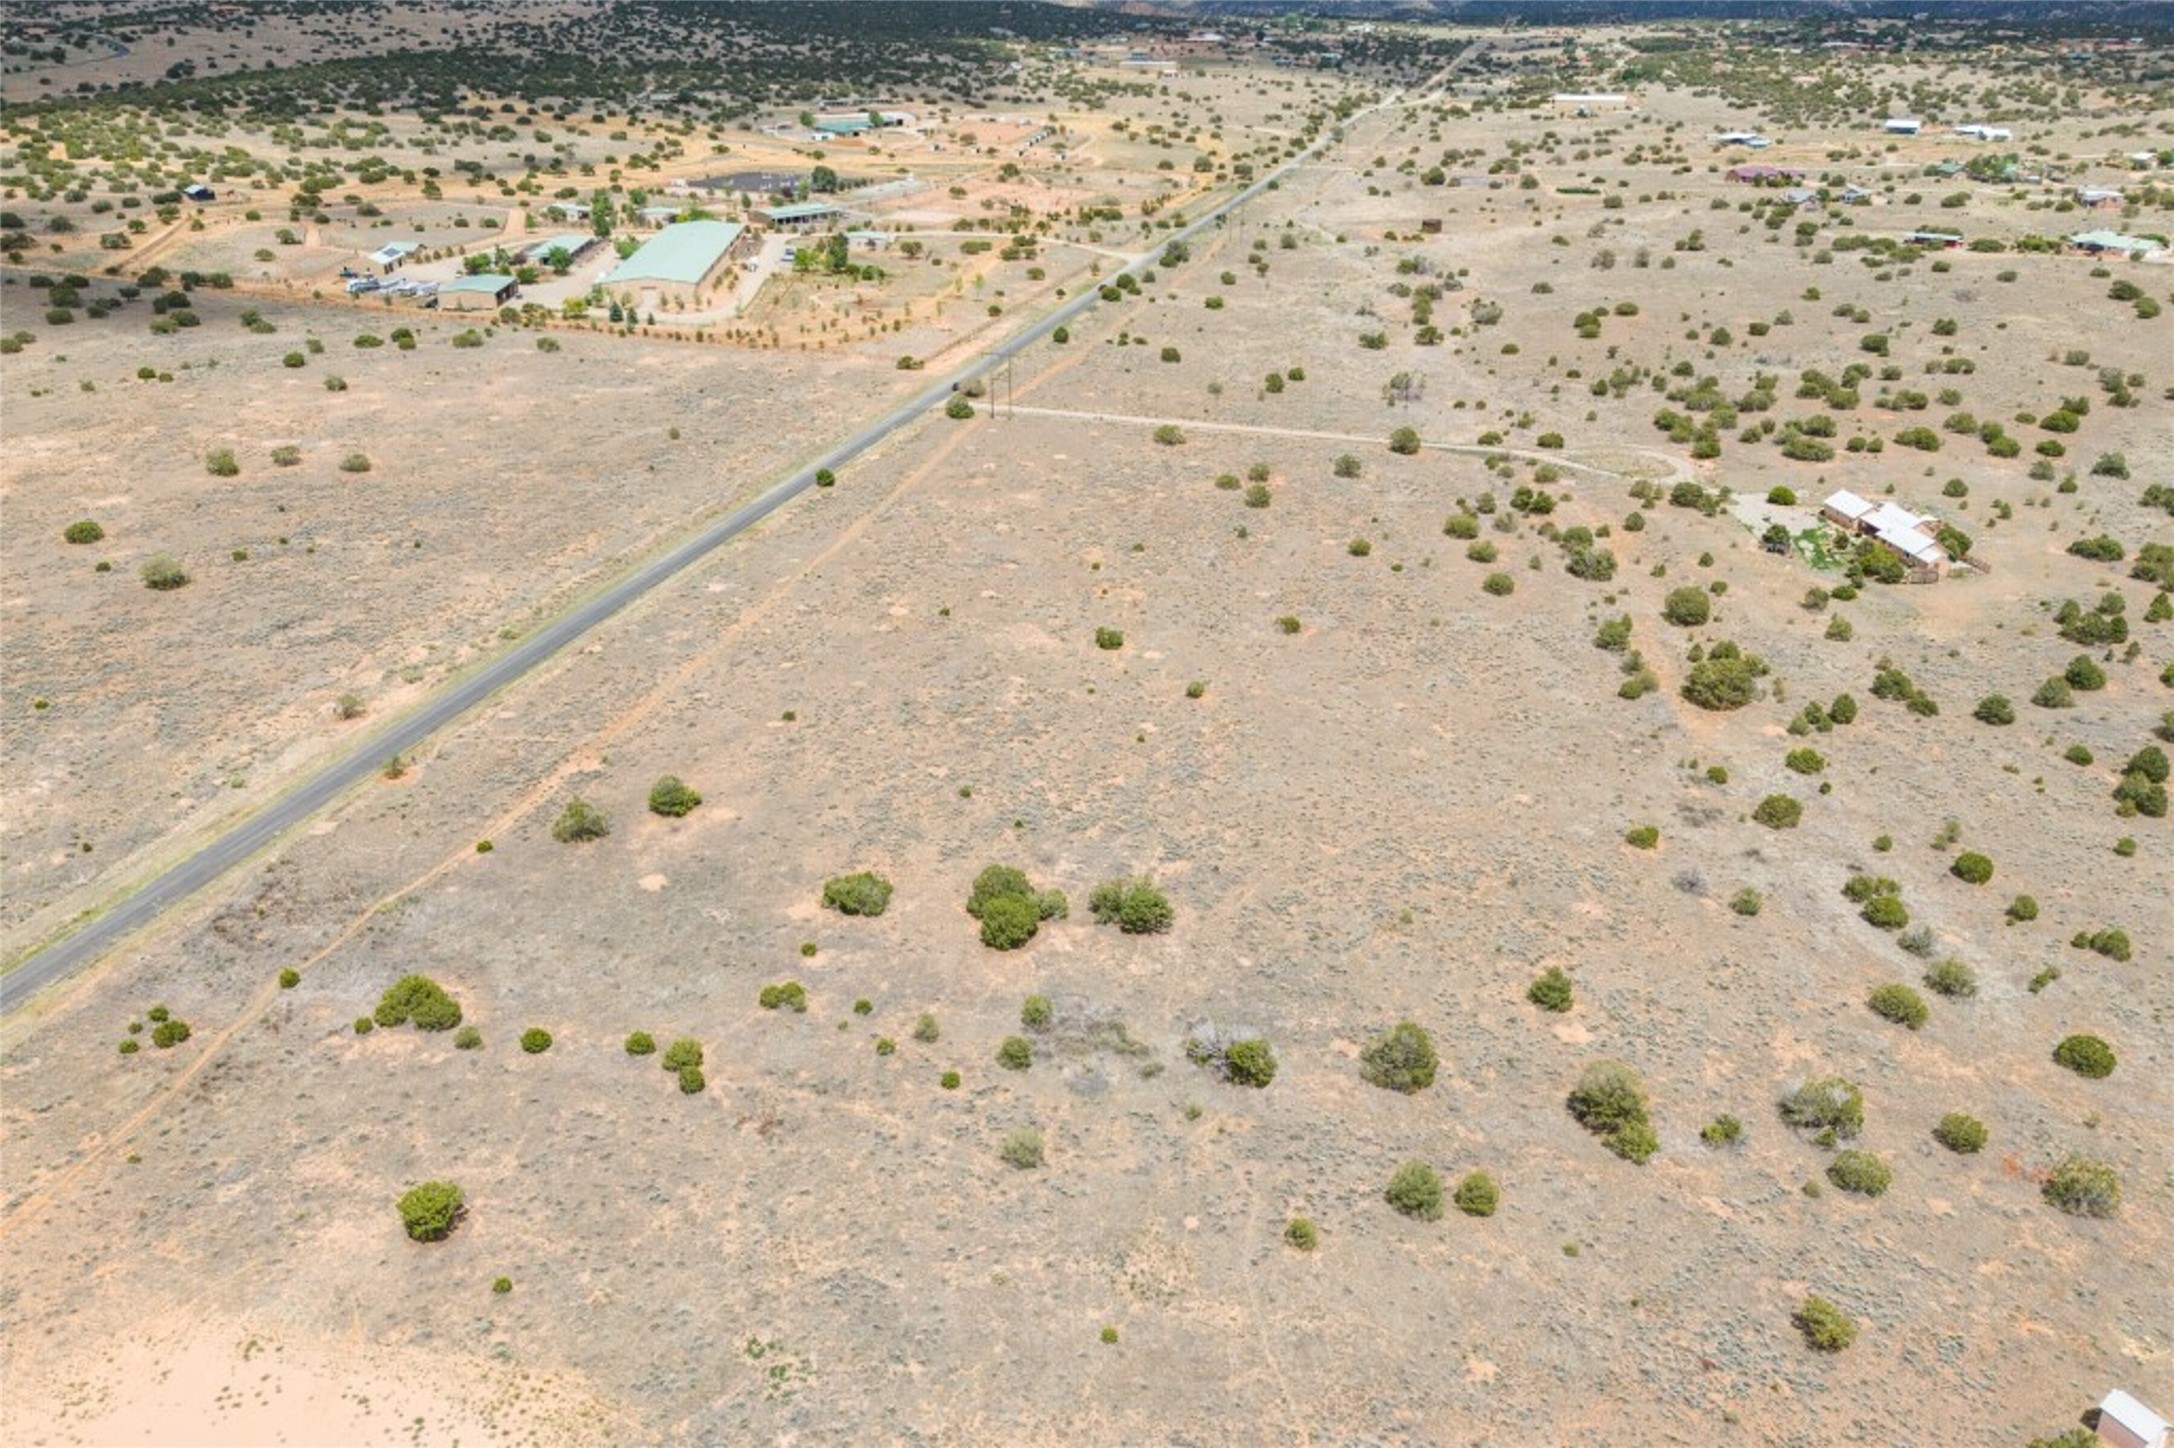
[
  {"left": 601, "top": 219, "right": 751, "bottom": 305},
  {"left": 2098, "top": 1390, "right": 2169, "bottom": 1448},
  {"left": 1884, "top": 117, "right": 1922, "bottom": 134},
  {"left": 1823, "top": 490, "right": 1950, "bottom": 578},
  {"left": 2067, "top": 229, "right": 2165, "bottom": 258},
  {"left": 752, "top": 200, "right": 844, "bottom": 230},
  {"left": 369, "top": 241, "right": 422, "bottom": 274},
  {"left": 438, "top": 273, "right": 518, "bottom": 311}
]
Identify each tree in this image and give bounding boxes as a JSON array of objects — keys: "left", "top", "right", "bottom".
[
  {"left": 1933, "top": 1113, "right": 1987, "bottom": 1153},
  {"left": 979, "top": 894, "right": 1040, "bottom": 950},
  {"left": 63, "top": 519, "right": 103, "bottom": 544},
  {"left": 1388, "top": 425, "right": 1421, "bottom": 455},
  {"left": 1662, "top": 587, "right": 1711, "bottom": 626},
  {"left": 809, "top": 165, "right": 839, "bottom": 193},
  {"left": 648, "top": 775, "right": 702, "bottom": 817},
  {"left": 374, "top": 974, "right": 460, "bottom": 1031},
  {"left": 1454, "top": 1171, "right": 1499, "bottom": 1217},
  {"left": 2052, "top": 1034, "right": 2115, "bottom": 1078},
  {"left": 1826, "top": 1150, "right": 1892, "bottom": 1196},
  {"left": 1973, "top": 695, "right": 2014, "bottom": 725},
  {"left": 1526, "top": 968, "right": 1574, "bottom": 1013},
  {"left": 1360, "top": 1022, "right": 1438, "bottom": 1092},
  {"left": 1681, "top": 645, "right": 1765, "bottom": 711},
  {"left": 397, "top": 1181, "right": 465, "bottom": 1242},
  {"left": 1384, "top": 1161, "right": 1444, "bottom": 1220},
  {"left": 1753, "top": 795, "right": 1803, "bottom": 829},
  {"left": 2042, "top": 1156, "right": 2120, "bottom": 1217},
  {"left": 1951, "top": 851, "right": 1993, "bottom": 884}
]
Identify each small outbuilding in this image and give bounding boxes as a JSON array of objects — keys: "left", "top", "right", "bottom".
[
  {"left": 1884, "top": 117, "right": 1922, "bottom": 135},
  {"left": 2098, "top": 1389, "right": 2170, "bottom": 1448},
  {"left": 182, "top": 183, "right": 216, "bottom": 202},
  {"left": 1726, "top": 163, "right": 1804, "bottom": 185},
  {"left": 369, "top": 241, "right": 422, "bottom": 274},
  {"left": 439, "top": 273, "right": 518, "bottom": 311},
  {"left": 2067, "top": 229, "right": 2165, "bottom": 258},
  {"left": 752, "top": 200, "right": 844, "bottom": 231},
  {"left": 2076, "top": 186, "right": 2126, "bottom": 208},
  {"left": 519, "top": 232, "right": 598, "bottom": 268}
]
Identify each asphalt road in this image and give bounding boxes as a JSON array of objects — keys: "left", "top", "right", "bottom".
[{"left": 0, "top": 79, "right": 1435, "bottom": 1014}]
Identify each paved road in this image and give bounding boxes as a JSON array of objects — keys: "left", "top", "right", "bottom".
[{"left": 0, "top": 77, "right": 1437, "bottom": 1014}]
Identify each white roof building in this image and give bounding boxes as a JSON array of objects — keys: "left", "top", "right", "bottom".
[
  {"left": 2099, "top": 1389, "right": 2170, "bottom": 1448},
  {"left": 1822, "top": 490, "right": 1878, "bottom": 524}
]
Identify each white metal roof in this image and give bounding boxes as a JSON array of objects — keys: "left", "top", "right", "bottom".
[
  {"left": 2101, "top": 1389, "right": 2170, "bottom": 1444},
  {"left": 1823, "top": 490, "right": 1877, "bottom": 521}
]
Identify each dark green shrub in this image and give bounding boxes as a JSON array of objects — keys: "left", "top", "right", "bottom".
[
  {"left": 1360, "top": 1021, "right": 1439, "bottom": 1092},
  {"left": 1482, "top": 572, "right": 1515, "bottom": 596},
  {"left": 678, "top": 1065, "right": 706, "bottom": 1093},
  {"left": 1862, "top": 895, "right": 1909, "bottom": 930},
  {"left": 374, "top": 974, "right": 461, "bottom": 1031},
  {"left": 1701, "top": 1115, "right": 1743, "bottom": 1146},
  {"left": 1094, "top": 627, "right": 1124, "bottom": 650},
  {"left": 967, "top": 864, "right": 1063, "bottom": 949},
  {"left": 1020, "top": 994, "right": 1053, "bottom": 1031},
  {"left": 1087, "top": 877, "right": 1174, "bottom": 934},
  {"left": 1624, "top": 825, "right": 1659, "bottom": 849},
  {"left": 647, "top": 775, "right": 701, "bottom": 817},
  {"left": 822, "top": 871, "right": 894, "bottom": 917},
  {"left": 1784, "top": 748, "right": 1825, "bottom": 775},
  {"left": 1753, "top": 795, "right": 1804, "bottom": 829},
  {"left": 551, "top": 798, "right": 610, "bottom": 842},
  {"left": 151, "top": 1018, "right": 192, "bottom": 1048},
  {"left": 2052, "top": 1034, "right": 2115, "bottom": 1078},
  {"left": 1454, "top": 1171, "right": 1500, "bottom": 1217},
  {"left": 397, "top": 1181, "right": 465, "bottom": 1241},
  {"left": 2007, "top": 895, "right": 2039, "bottom": 923},
  {"left": 1973, "top": 695, "right": 2015, "bottom": 726},
  {"left": 1793, "top": 1296, "right": 1858, "bottom": 1352},
  {"left": 278, "top": 968, "right": 300, "bottom": 989},
  {"left": 1284, "top": 1217, "right": 1318, "bottom": 1250},
  {"left": 625, "top": 1031, "right": 656, "bottom": 1056},
  {"left": 1526, "top": 968, "right": 1574, "bottom": 1013},
  {"left": 2033, "top": 677, "right": 2075, "bottom": 709},
  {"left": 1923, "top": 958, "right": 1977, "bottom": 998},
  {"left": 1729, "top": 888, "right": 1763, "bottom": 917},
  {"left": 978, "top": 894, "right": 1041, "bottom": 950},
  {"left": 354, "top": 1017, "right": 374, "bottom": 1035},
  {"left": 519, "top": 1027, "right": 552, "bottom": 1054},
  {"left": 1780, "top": 1076, "right": 1863, "bottom": 1139},
  {"left": 493, "top": 1277, "right": 512, "bottom": 1294},
  {"left": 2064, "top": 655, "right": 2106, "bottom": 691},
  {"left": 1681, "top": 647, "right": 1766, "bottom": 711},
  {"left": 661, "top": 1038, "right": 702, "bottom": 1071},
  {"left": 1826, "top": 1150, "right": 1892, "bottom": 1196},
  {"left": 999, "top": 1127, "right": 1045, "bottom": 1169},
  {"left": 63, "top": 519, "right": 103, "bottom": 544},
  {"left": 945, "top": 395, "right": 973, "bottom": 420},
  {"left": 1933, "top": 1113, "right": 1987, "bottom": 1153},
  {"left": 997, "top": 1035, "right": 1033, "bottom": 1070},
  {"left": 939, "top": 1070, "right": 961, "bottom": 1090},
  {"left": 1224, "top": 1038, "right": 1277, "bottom": 1088},
  {"left": 1388, "top": 426, "right": 1422, "bottom": 455},
  {"left": 1384, "top": 1161, "right": 1444, "bottom": 1220},
  {"left": 758, "top": 982, "right": 807, "bottom": 1012},
  {"left": 2042, "top": 1156, "right": 2120, "bottom": 1217},
  {"left": 1567, "top": 1059, "right": 1654, "bottom": 1161},
  {"left": 206, "top": 447, "right": 240, "bottom": 476}
]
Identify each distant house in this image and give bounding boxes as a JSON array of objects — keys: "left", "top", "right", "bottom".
[
  {"left": 2098, "top": 1390, "right": 2170, "bottom": 1448},
  {"left": 182, "top": 183, "right": 215, "bottom": 203},
  {"left": 1904, "top": 229, "right": 1964, "bottom": 248},
  {"left": 518, "top": 232, "right": 597, "bottom": 267},
  {"left": 635, "top": 205, "right": 683, "bottom": 228},
  {"left": 1838, "top": 185, "right": 1873, "bottom": 204},
  {"left": 1552, "top": 92, "right": 1632, "bottom": 112},
  {"left": 438, "top": 273, "right": 518, "bottom": 311},
  {"left": 1726, "top": 164, "right": 1804, "bottom": 185},
  {"left": 2067, "top": 229, "right": 2165, "bottom": 258},
  {"left": 1953, "top": 123, "right": 2013, "bottom": 142},
  {"left": 369, "top": 241, "right": 422, "bottom": 274},
  {"left": 1823, "top": 490, "right": 1949, "bottom": 578},
  {"left": 1781, "top": 186, "right": 1820, "bottom": 207},
  {"left": 544, "top": 201, "right": 590, "bottom": 222},
  {"left": 1884, "top": 117, "right": 1922, "bottom": 135},
  {"left": 1419, "top": 218, "right": 1443, "bottom": 235},
  {"left": 752, "top": 200, "right": 843, "bottom": 231},
  {"left": 1715, "top": 130, "right": 1770, "bottom": 149},
  {"left": 2076, "top": 186, "right": 2126, "bottom": 208}
]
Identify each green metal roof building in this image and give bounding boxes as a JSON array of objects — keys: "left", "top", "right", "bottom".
[
  {"left": 602, "top": 220, "right": 749, "bottom": 299},
  {"left": 752, "top": 200, "right": 843, "bottom": 228}
]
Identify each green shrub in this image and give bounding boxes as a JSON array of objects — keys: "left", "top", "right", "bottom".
[
  {"left": 1868, "top": 983, "right": 1929, "bottom": 1030},
  {"left": 1681, "top": 647, "right": 1766, "bottom": 711},
  {"left": 1784, "top": 748, "right": 1825, "bottom": 775},
  {"left": 1388, "top": 426, "right": 1422, "bottom": 455},
  {"left": 1482, "top": 572, "right": 1515, "bottom": 596},
  {"left": 661, "top": 1038, "right": 702, "bottom": 1071},
  {"left": 1923, "top": 958, "right": 1977, "bottom": 998},
  {"left": 647, "top": 775, "right": 701, "bottom": 817},
  {"left": 912, "top": 1013, "right": 940, "bottom": 1043},
  {"left": 1283, "top": 1217, "right": 1318, "bottom": 1250},
  {"left": 1793, "top": 1296, "right": 1858, "bottom": 1352},
  {"left": 1973, "top": 695, "right": 2015, "bottom": 725},
  {"left": 63, "top": 519, "right": 104, "bottom": 544},
  {"left": 978, "top": 894, "right": 1041, "bottom": 950},
  {"left": 1862, "top": 895, "right": 1909, "bottom": 930},
  {"left": 1567, "top": 1059, "right": 1653, "bottom": 1161},
  {"left": 1224, "top": 1038, "right": 1277, "bottom": 1088},
  {"left": 374, "top": 974, "right": 461, "bottom": 1031},
  {"left": 1152, "top": 424, "right": 1185, "bottom": 446},
  {"left": 1729, "top": 888, "right": 1764, "bottom": 917},
  {"left": 397, "top": 1181, "right": 465, "bottom": 1242},
  {"left": 822, "top": 871, "right": 894, "bottom": 917},
  {"left": 1701, "top": 1115, "right": 1743, "bottom": 1146},
  {"left": 1753, "top": 795, "right": 1804, "bottom": 829},
  {"left": 140, "top": 555, "right": 190, "bottom": 591},
  {"left": 1826, "top": 1150, "right": 1892, "bottom": 1196},
  {"left": 2065, "top": 655, "right": 2106, "bottom": 691},
  {"left": 1526, "top": 968, "right": 1574, "bottom": 1013},
  {"left": 2052, "top": 1034, "right": 2115, "bottom": 1078},
  {"left": 678, "top": 1065, "right": 706, "bottom": 1093},
  {"left": 758, "top": 982, "right": 807, "bottom": 1013},
  {"left": 1933, "top": 1113, "right": 1987, "bottom": 1153},
  {"left": 493, "top": 1277, "right": 513, "bottom": 1294},
  {"left": 625, "top": 1031, "right": 656, "bottom": 1056},
  {"left": 354, "top": 1017, "right": 374, "bottom": 1035},
  {"left": 2079, "top": 928, "right": 2132, "bottom": 962},
  {"left": 2033, "top": 677, "right": 2075, "bottom": 709},
  {"left": 1245, "top": 482, "right": 1273, "bottom": 508},
  {"left": 2007, "top": 895, "right": 2039, "bottom": 923},
  {"left": 551, "top": 798, "right": 610, "bottom": 842},
  {"left": 338, "top": 452, "right": 372, "bottom": 473},
  {"left": 996, "top": 1035, "right": 1033, "bottom": 1071},
  {"left": 454, "top": 1026, "right": 482, "bottom": 1050},
  {"left": 206, "top": 448, "right": 240, "bottom": 476},
  {"left": 1087, "top": 877, "right": 1174, "bottom": 934},
  {"left": 519, "top": 1027, "right": 552, "bottom": 1054},
  {"left": 151, "top": 1018, "right": 192, "bottom": 1048},
  {"left": 999, "top": 1127, "right": 1045, "bottom": 1169},
  {"left": 1780, "top": 1076, "right": 1863, "bottom": 1139},
  {"left": 2042, "top": 1156, "right": 2120, "bottom": 1217},
  {"left": 1624, "top": 825, "right": 1659, "bottom": 849},
  {"left": 1453, "top": 1171, "right": 1500, "bottom": 1217},
  {"left": 1385, "top": 1161, "right": 1445, "bottom": 1220},
  {"left": 1662, "top": 587, "right": 1711, "bottom": 627},
  {"left": 1606, "top": 1120, "right": 1660, "bottom": 1164},
  {"left": 278, "top": 967, "right": 300, "bottom": 989},
  {"left": 939, "top": 1070, "right": 961, "bottom": 1090},
  {"left": 1020, "top": 994, "right": 1053, "bottom": 1031},
  {"left": 1360, "top": 1021, "right": 1439, "bottom": 1092},
  {"left": 1094, "top": 626, "right": 1124, "bottom": 651}
]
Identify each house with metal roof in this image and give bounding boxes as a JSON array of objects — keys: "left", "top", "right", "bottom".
[
  {"left": 2067, "top": 229, "right": 2165, "bottom": 257},
  {"left": 369, "top": 240, "right": 422, "bottom": 273},
  {"left": 518, "top": 232, "right": 597, "bottom": 267},
  {"left": 752, "top": 200, "right": 844, "bottom": 230},
  {"left": 1823, "top": 490, "right": 1950, "bottom": 577},
  {"left": 438, "top": 273, "right": 518, "bottom": 311},
  {"left": 601, "top": 220, "right": 750, "bottom": 304}
]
